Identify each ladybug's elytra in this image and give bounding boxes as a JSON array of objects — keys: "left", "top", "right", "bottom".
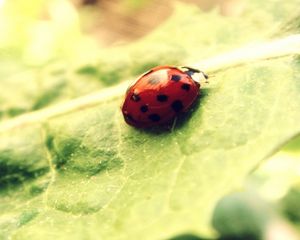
[{"left": 121, "top": 65, "right": 208, "bottom": 128}]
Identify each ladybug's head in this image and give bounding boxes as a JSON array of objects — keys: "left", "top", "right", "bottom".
[{"left": 180, "top": 66, "right": 208, "bottom": 85}]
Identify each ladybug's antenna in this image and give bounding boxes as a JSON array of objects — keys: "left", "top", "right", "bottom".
[{"left": 202, "top": 71, "right": 209, "bottom": 79}]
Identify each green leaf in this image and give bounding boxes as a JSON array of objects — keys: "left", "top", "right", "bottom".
[
  {"left": 1, "top": 0, "right": 300, "bottom": 239},
  {"left": 1, "top": 54, "right": 300, "bottom": 239},
  {"left": 212, "top": 191, "right": 273, "bottom": 239}
]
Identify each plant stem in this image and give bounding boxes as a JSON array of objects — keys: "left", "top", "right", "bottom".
[
  {"left": 1, "top": 34, "right": 300, "bottom": 133},
  {"left": 191, "top": 34, "right": 300, "bottom": 73}
]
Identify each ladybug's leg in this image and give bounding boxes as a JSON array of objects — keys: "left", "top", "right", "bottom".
[
  {"left": 201, "top": 71, "right": 209, "bottom": 84},
  {"left": 198, "top": 70, "right": 209, "bottom": 83},
  {"left": 201, "top": 71, "right": 209, "bottom": 80},
  {"left": 171, "top": 117, "right": 178, "bottom": 132}
]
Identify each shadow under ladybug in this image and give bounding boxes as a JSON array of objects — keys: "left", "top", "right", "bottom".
[{"left": 135, "top": 87, "right": 211, "bottom": 135}]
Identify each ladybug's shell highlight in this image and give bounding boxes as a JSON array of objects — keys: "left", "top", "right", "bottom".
[{"left": 121, "top": 66, "right": 200, "bottom": 128}]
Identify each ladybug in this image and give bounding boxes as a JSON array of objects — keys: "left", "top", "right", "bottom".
[{"left": 121, "top": 65, "right": 208, "bottom": 128}]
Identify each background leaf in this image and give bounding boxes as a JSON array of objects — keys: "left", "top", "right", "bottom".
[{"left": 0, "top": 0, "right": 299, "bottom": 120}]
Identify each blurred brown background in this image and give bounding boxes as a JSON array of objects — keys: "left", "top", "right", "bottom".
[{"left": 69, "top": 0, "right": 244, "bottom": 45}]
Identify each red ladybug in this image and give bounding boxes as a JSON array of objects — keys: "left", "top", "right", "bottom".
[{"left": 121, "top": 65, "right": 208, "bottom": 128}]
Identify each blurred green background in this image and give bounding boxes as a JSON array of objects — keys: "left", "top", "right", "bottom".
[{"left": 0, "top": 0, "right": 300, "bottom": 239}]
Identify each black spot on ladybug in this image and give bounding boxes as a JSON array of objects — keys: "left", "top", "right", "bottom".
[
  {"left": 171, "top": 100, "right": 183, "bottom": 112},
  {"left": 181, "top": 83, "right": 190, "bottom": 91},
  {"left": 140, "top": 105, "right": 148, "bottom": 113},
  {"left": 148, "top": 114, "right": 161, "bottom": 122},
  {"left": 171, "top": 75, "right": 181, "bottom": 82},
  {"left": 124, "top": 114, "right": 135, "bottom": 122},
  {"left": 156, "top": 94, "right": 168, "bottom": 102},
  {"left": 131, "top": 93, "right": 141, "bottom": 102}
]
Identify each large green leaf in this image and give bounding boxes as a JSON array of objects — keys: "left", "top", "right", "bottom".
[
  {"left": 1, "top": 54, "right": 300, "bottom": 239},
  {"left": 1, "top": 0, "right": 300, "bottom": 239}
]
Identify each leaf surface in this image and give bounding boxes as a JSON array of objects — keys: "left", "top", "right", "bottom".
[
  {"left": 1, "top": 55, "right": 300, "bottom": 239},
  {"left": 1, "top": 0, "right": 300, "bottom": 239}
]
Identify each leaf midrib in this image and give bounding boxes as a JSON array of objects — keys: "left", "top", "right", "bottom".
[{"left": 1, "top": 34, "right": 300, "bottom": 134}]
